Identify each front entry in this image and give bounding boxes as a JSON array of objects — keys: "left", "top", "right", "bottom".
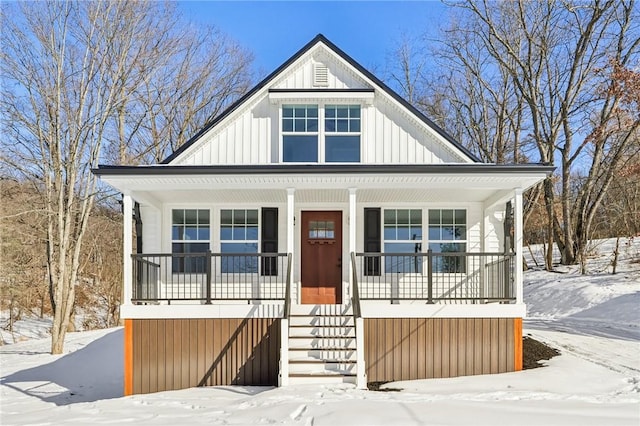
[{"left": 300, "top": 211, "right": 343, "bottom": 304}]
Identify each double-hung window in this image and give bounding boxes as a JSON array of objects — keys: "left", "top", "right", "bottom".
[
  {"left": 282, "top": 105, "right": 318, "bottom": 162},
  {"left": 325, "top": 105, "right": 361, "bottom": 162},
  {"left": 383, "top": 209, "right": 423, "bottom": 273},
  {"left": 171, "top": 209, "right": 210, "bottom": 273},
  {"left": 428, "top": 209, "right": 467, "bottom": 273},
  {"left": 282, "top": 104, "right": 361, "bottom": 163},
  {"left": 220, "top": 209, "right": 259, "bottom": 273}
]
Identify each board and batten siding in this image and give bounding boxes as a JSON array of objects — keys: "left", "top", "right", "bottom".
[
  {"left": 124, "top": 318, "right": 281, "bottom": 395},
  {"left": 364, "top": 318, "right": 522, "bottom": 382},
  {"left": 175, "top": 97, "right": 462, "bottom": 166}
]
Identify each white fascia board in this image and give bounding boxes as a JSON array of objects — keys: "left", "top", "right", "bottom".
[
  {"left": 360, "top": 303, "right": 526, "bottom": 318},
  {"left": 120, "top": 303, "right": 284, "bottom": 319}
]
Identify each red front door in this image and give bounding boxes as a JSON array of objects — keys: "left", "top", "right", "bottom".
[{"left": 300, "top": 211, "right": 343, "bottom": 304}]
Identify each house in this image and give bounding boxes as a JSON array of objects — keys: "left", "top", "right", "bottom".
[{"left": 93, "top": 34, "right": 553, "bottom": 395}]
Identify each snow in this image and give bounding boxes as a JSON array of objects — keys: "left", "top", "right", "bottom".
[
  {"left": 2, "top": 238, "right": 639, "bottom": 425},
  {"left": 524, "top": 237, "right": 640, "bottom": 341}
]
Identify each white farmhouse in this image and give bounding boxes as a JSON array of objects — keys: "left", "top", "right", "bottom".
[{"left": 94, "top": 35, "right": 553, "bottom": 395}]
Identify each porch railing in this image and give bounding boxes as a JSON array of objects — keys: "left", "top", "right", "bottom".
[
  {"left": 132, "top": 252, "right": 291, "bottom": 304},
  {"left": 353, "top": 250, "right": 515, "bottom": 303}
]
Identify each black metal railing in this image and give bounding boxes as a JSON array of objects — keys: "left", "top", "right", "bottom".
[
  {"left": 132, "top": 252, "right": 290, "bottom": 304},
  {"left": 284, "top": 253, "right": 293, "bottom": 318},
  {"left": 353, "top": 250, "right": 515, "bottom": 303},
  {"left": 350, "top": 252, "right": 362, "bottom": 319}
]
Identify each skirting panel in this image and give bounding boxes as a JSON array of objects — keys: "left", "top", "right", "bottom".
[
  {"left": 127, "top": 318, "right": 280, "bottom": 395},
  {"left": 364, "top": 318, "right": 519, "bottom": 382}
]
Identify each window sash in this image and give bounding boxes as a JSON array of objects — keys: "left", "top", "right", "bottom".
[
  {"left": 219, "top": 209, "right": 259, "bottom": 273},
  {"left": 427, "top": 209, "right": 467, "bottom": 273},
  {"left": 383, "top": 209, "right": 423, "bottom": 273},
  {"left": 172, "top": 209, "right": 210, "bottom": 273}
]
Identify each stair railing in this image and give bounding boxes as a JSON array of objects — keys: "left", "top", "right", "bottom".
[{"left": 351, "top": 252, "right": 367, "bottom": 389}]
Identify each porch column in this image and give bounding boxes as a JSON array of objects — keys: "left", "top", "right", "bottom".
[
  {"left": 514, "top": 189, "right": 524, "bottom": 304},
  {"left": 286, "top": 188, "right": 295, "bottom": 302},
  {"left": 122, "top": 193, "right": 133, "bottom": 306},
  {"left": 348, "top": 188, "right": 357, "bottom": 298}
]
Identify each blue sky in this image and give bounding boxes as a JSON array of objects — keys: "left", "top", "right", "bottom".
[{"left": 178, "top": 1, "right": 449, "bottom": 76}]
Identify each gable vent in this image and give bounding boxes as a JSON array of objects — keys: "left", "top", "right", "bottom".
[{"left": 313, "top": 63, "right": 329, "bottom": 87}]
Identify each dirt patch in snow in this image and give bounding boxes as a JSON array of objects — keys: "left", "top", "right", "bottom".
[
  {"left": 523, "top": 335, "right": 560, "bottom": 369},
  {"left": 367, "top": 381, "right": 403, "bottom": 391}
]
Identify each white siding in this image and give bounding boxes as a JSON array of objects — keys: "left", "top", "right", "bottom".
[
  {"left": 175, "top": 97, "right": 273, "bottom": 165},
  {"left": 363, "top": 98, "right": 461, "bottom": 164},
  {"left": 140, "top": 206, "right": 161, "bottom": 253},
  {"left": 484, "top": 204, "right": 505, "bottom": 253}
]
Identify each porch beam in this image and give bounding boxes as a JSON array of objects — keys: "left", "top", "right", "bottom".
[
  {"left": 514, "top": 189, "right": 524, "bottom": 304},
  {"left": 123, "top": 193, "right": 133, "bottom": 306},
  {"left": 482, "top": 189, "right": 515, "bottom": 210},
  {"left": 130, "top": 191, "right": 162, "bottom": 211}
]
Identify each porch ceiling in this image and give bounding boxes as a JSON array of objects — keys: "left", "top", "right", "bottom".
[{"left": 133, "top": 185, "right": 503, "bottom": 205}]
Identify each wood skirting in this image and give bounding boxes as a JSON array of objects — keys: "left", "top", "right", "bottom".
[
  {"left": 125, "top": 318, "right": 280, "bottom": 395},
  {"left": 364, "top": 318, "right": 519, "bottom": 382}
]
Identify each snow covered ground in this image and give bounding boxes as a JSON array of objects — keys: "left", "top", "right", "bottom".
[{"left": 1, "top": 238, "right": 639, "bottom": 425}]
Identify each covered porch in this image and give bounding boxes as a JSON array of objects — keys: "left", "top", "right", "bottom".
[{"left": 93, "top": 164, "right": 554, "bottom": 313}]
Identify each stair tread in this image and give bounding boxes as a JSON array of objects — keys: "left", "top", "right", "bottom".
[
  {"left": 290, "top": 360, "right": 356, "bottom": 364},
  {"left": 289, "top": 335, "right": 354, "bottom": 338},
  {"left": 290, "top": 324, "right": 354, "bottom": 327},
  {"left": 289, "top": 346, "right": 356, "bottom": 352},
  {"left": 289, "top": 372, "right": 357, "bottom": 377}
]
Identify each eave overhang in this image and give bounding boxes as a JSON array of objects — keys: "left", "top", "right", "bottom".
[{"left": 93, "top": 163, "right": 554, "bottom": 197}]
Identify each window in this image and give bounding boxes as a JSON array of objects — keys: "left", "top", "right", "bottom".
[
  {"left": 220, "top": 209, "right": 259, "bottom": 273},
  {"left": 172, "top": 209, "right": 210, "bottom": 273},
  {"left": 325, "top": 105, "right": 360, "bottom": 162},
  {"left": 428, "top": 209, "right": 467, "bottom": 273},
  {"left": 309, "top": 220, "right": 335, "bottom": 239},
  {"left": 282, "top": 105, "right": 318, "bottom": 162},
  {"left": 282, "top": 104, "right": 360, "bottom": 163},
  {"left": 383, "top": 209, "right": 422, "bottom": 273}
]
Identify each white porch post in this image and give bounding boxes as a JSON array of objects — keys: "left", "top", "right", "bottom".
[
  {"left": 286, "top": 188, "right": 295, "bottom": 300},
  {"left": 514, "top": 189, "right": 524, "bottom": 305},
  {"left": 280, "top": 188, "right": 295, "bottom": 387},
  {"left": 348, "top": 188, "right": 357, "bottom": 298},
  {"left": 122, "top": 194, "right": 133, "bottom": 306}
]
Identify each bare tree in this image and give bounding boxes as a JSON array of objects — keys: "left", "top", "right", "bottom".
[
  {"left": 456, "top": 0, "right": 639, "bottom": 267},
  {"left": 103, "top": 20, "right": 253, "bottom": 164},
  {"left": 0, "top": 0, "right": 253, "bottom": 353}
]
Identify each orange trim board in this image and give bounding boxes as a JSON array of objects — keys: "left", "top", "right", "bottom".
[
  {"left": 514, "top": 318, "right": 523, "bottom": 371},
  {"left": 124, "top": 319, "right": 133, "bottom": 396}
]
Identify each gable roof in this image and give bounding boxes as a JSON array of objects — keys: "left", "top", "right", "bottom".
[{"left": 162, "top": 34, "right": 480, "bottom": 165}]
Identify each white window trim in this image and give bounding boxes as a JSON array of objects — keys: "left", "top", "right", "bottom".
[{"left": 279, "top": 102, "right": 363, "bottom": 164}]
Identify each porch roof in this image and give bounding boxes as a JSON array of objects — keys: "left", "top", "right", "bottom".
[{"left": 93, "top": 163, "right": 553, "bottom": 205}]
